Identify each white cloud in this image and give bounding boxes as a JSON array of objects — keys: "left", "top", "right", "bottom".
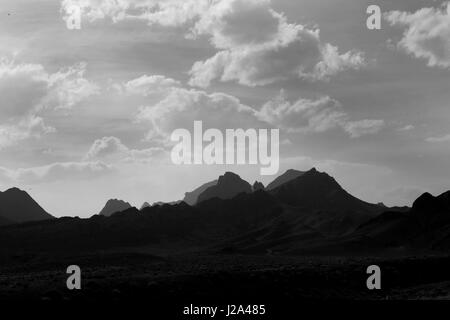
[
  {"left": 61, "top": 0, "right": 366, "bottom": 87},
  {"left": 61, "top": 0, "right": 209, "bottom": 25},
  {"left": 135, "top": 86, "right": 263, "bottom": 140},
  {"left": 257, "top": 91, "right": 384, "bottom": 137},
  {"left": 385, "top": 2, "right": 450, "bottom": 69},
  {"left": 84, "top": 136, "right": 165, "bottom": 163},
  {"left": 0, "top": 161, "right": 115, "bottom": 184},
  {"left": 426, "top": 134, "right": 450, "bottom": 142},
  {"left": 343, "top": 119, "right": 385, "bottom": 138},
  {"left": 0, "top": 58, "right": 98, "bottom": 149},
  {"left": 188, "top": 0, "right": 365, "bottom": 87},
  {"left": 46, "top": 62, "right": 100, "bottom": 110},
  {"left": 125, "top": 76, "right": 383, "bottom": 139},
  {"left": 120, "top": 74, "right": 180, "bottom": 96},
  {"left": 0, "top": 116, "right": 55, "bottom": 149},
  {"left": 257, "top": 94, "right": 346, "bottom": 133}
]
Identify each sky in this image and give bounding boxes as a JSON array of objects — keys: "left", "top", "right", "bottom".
[{"left": 0, "top": 0, "right": 449, "bottom": 217}]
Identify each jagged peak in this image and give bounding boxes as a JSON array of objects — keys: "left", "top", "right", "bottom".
[{"left": 252, "top": 181, "right": 265, "bottom": 191}]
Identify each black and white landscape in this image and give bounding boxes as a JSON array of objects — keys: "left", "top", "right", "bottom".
[{"left": 1, "top": 0, "right": 450, "bottom": 308}]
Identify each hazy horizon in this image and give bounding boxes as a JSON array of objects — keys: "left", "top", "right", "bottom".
[{"left": 1, "top": 0, "right": 450, "bottom": 217}]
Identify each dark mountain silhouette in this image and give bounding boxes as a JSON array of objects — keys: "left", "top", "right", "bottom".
[
  {"left": 140, "top": 202, "right": 151, "bottom": 210},
  {"left": 183, "top": 180, "right": 217, "bottom": 205},
  {"left": 2, "top": 170, "right": 450, "bottom": 256},
  {"left": 252, "top": 181, "right": 265, "bottom": 191},
  {"left": 266, "top": 169, "right": 305, "bottom": 190},
  {"left": 99, "top": 199, "right": 132, "bottom": 216},
  {"left": 0, "top": 169, "right": 385, "bottom": 254},
  {"left": 265, "top": 168, "right": 383, "bottom": 237},
  {"left": 320, "top": 190, "right": 450, "bottom": 254},
  {"left": 0, "top": 187, "right": 53, "bottom": 223},
  {"left": 197, "top": 172, "right": 252, "bottom": 203},
  {"left": 269, "top": 168, "right": 380, "bottom": 213}
]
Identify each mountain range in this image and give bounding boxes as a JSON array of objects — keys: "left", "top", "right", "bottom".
[{"left": 2, "top": 168, "right": 450, "bottom": 255}]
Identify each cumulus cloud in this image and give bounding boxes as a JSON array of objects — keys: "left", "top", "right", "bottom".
[
  {"left": 84, "top": 136, "right": 165, "bottom": 163},
  {"left": 0, "top": 58, "right": 98, "bottom": 149},
  {"left": 61, "top": 0, "right": 366, "bottom": 87},
  {"left": 385, "top": 2, "right": 450, "bottom": 69},
  {"left": 256, "top": 91, "right": 384, "bottom": 137},
  {"left": 188, "top": 0, "right": 365, "bottom": 87},
  {"left": 135, "top": 86, "right": 263, "bottom": 140},
  {"left": 0, "top": 60, "right": 51, "bottom": 148},
  {"left": 0, "top": 161, "right": 115, "bottom": 184},
  {"left": 128, "top": 76, "right": 383, "bottom": 139},
  {"left": 46, "top": 62, "right": 100, "bottom": 110},
  {"left": 257, "top": 94, "right": 345, "bottom": 133}
]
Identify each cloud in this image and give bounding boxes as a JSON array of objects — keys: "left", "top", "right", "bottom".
[
  {"left": 84, "top": 136, "right": 165, "bottom": 163},
  {"left": 0, "top": 60, "right": 48, "bottom": 119},
  {"left": 61, "top": 0, "right": 366, "bottom": 87},
  {"left": 124, "top": 75, "right": 384, "bottom": 139},
  {"left": 120, "top": 74, "right": 180, "bottom": 96},
  {"left": 188, "top": 0, "right": 365, "bottom": 87},
  {"left": 426, "top": 134, "right": 450, "bottom": 142},
  {"left": 0, "top": 58, "right": 98, "bottom": 149},
  {"left": 46, "top": 62, "right": 100, "bottom": 110},
  {"left": 256, "top": 91, "right": 384, "bottom": 137},
  {"left": 0, "top": 161, "right": 115, "bottom": 184},
  {"left": 0, "top": 116, "right": 55, "bottom": 149},
  {"left": 397, "top": 124, "right": 415, "bottom": 131},
  {"left": 343, "top": 119, "right": 385, "bottom": 138},
  {"left": 61, "top": 0, "right": 209, "bottom": 25},
  {"left": 257, "top": 94, "right": 346, "bottom": 133},
  {"left": 134, "top": 86, "right": 263, "bottom": 140},
  {"left": 385, "top": 2, "right": 450, "bottom": 69},
  {"left": 0, "top": 60, "right": 52, "bottom": 148}
]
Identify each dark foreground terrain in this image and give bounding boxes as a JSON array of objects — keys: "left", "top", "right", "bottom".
[{"left": 1, "top": 249, "right": 450, "bottom": 303}]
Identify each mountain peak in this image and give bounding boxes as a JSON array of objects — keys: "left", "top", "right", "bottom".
[
  {"left": 253, "top": 181, "right": 265, "bottom": 191},
  {"left": 412, "top": 192, "right": 436, "bottom": 211},
  {"left": 219, "top": 172, "right": 242, "bottom": 183},
  {"left": 99, "top": 199, "right": 132, "bottom": 217},
  {"left": 140, "top": 202, "right": 151, "bottom": 210},
  {"left": 0, "top": 187, "right": 53, "bottom": 223},
  {"left": 266, "top": 169, "right": 306, "bottom": 190},
  {"left": 412, "top": 191, "right": 450, "bottom": 214},
  {"left": 4, "top": 187, "right": 26, "bottom": 194},
  {"left": 269, "top": 168, "right": 379, "bottom": 215},
  {"left": 197, "top": 172, "right": 252, "bottom": 204}
]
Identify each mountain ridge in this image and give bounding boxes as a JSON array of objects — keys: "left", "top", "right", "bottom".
[{"left": 0, "top": 187, "right": 53, "bottom": 224}]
